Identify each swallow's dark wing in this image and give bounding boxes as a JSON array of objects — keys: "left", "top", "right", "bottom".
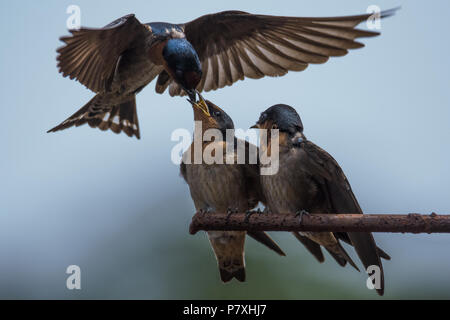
[
  {"left": 168, "top": 9, "right": 397, "bottom": 95},
  {"left": 57, "top": 14, "right": 152, "bottom": 93},
  {"left": 302, "top": 140, "right": 386, "bottom": 295}
]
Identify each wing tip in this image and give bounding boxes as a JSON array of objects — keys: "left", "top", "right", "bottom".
[{"left": 381, "top": 6, "right": 401, "bottom": 19}]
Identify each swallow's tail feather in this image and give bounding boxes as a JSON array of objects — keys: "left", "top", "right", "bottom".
[
  {"left": 292, "top": 232, "right": 324, "bottom": 263},
  {"left": 305, "top": 232, "right": 360, "bottom": 271},
  {"left": 208, "top": 231, "right": 246, "bottom": 282},
  {"left": 248, "top": 231, "right": 286, "bottom": 256},
  {"left": 219, "top": 264, "right": 246, "bottom": 283},
  {"left": 348, "top": 232, "right": 384, "bottom": 295},
  {"left": 293, "top": 231, "right": 359, "bottom": 270},
  {"left": 377, "top": 247, "right": 391, "bottom": 260},
  {"left": 325, "top": 248, "right": 347, "bottom": 267},
  {"left": 47, "top": 94, "right": 140, "bottom": 139},
  {"left": 328, "top": 240, "right": 360, "bottom": 271},
  {"left": 335, "top": 232, "right": 391, "bottom": 261}
]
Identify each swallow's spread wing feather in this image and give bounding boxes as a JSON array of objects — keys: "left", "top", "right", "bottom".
[
  {"left": 167, "top": 9, "right": 397, "bottom": 95},
  {"left": 57, "top": 14, "right": 151, "bottom": 93}
]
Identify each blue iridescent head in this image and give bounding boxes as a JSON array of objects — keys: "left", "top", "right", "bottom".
[{"left": 163, "top": 38, "right": 202, "bottom": 92}]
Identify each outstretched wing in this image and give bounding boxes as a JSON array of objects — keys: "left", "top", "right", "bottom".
[
  {"left": 164, "top": 8, "right": 397, "bottom": 95},
  {"left": 57, "top": 14, "right": 152, "bottom": 93}
]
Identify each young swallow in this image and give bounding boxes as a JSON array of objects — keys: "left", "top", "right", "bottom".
[
  {"left": 252, "top": 104, "right": 390, "bottom": 295},
  {"left": 48, "top": 8, "right": 398, "bottom": 138},
  {"left": 181, "top": 97, "right": 284, "bottom": 282}
]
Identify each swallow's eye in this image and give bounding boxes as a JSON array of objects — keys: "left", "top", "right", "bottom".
[{"left": 214, "top": 111, "right": 221, "bottom": 117}]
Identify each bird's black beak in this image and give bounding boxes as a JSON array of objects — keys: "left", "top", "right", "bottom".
[
  {"left": 186, "top": 89, "right": 197, "bottom": 103},
  {"left": 250, "top": 123, "right": 260, "bottom": 129},
  {"left": 187, "top": 90, "right": 210, "bottom": 117}
]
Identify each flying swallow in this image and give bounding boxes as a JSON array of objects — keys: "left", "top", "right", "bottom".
[
  {"left": 252, "top": 104, "right": 390, "bottom": 295},
  {"left": 181, "top": 97, "right": 285, "bottom": 282},
  {"left": 48, "top": 8, "right": 398, "bottom": 138}
]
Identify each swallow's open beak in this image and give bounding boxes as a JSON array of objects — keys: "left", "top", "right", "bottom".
[
  {"left": 187, "top": 90, "right": 210, "bottom": 117},
  {"left": 186, "top": 89, "right": 197, "bottom": 102}
]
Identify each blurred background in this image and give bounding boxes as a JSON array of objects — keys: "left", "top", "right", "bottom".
[{"left": 1, "top": 0, "right": 450, "bottom": 299}]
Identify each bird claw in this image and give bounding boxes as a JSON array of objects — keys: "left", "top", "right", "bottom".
[
  {"left": 226, "top": 207, "right": 238, "bottom": 222},
  {"left": 200, "top": 208, "right": 212, "bottom": 216},
  {"left": 295, "top": 210, "right": 310, "bottom": 224},
  {"left": 244, "top": 210, "right": 256, "bottom": 223}
]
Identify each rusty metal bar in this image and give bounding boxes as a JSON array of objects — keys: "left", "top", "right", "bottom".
[{"left": 189, "top": 212, "right": 450, "bottom": 235}]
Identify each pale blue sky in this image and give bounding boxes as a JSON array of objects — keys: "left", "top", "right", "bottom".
[{"left": 1, "top": 1, "right": 450, "bottom": 298}]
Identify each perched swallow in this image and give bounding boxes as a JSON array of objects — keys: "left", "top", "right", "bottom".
[
  {"left": 252, "top": 104, "right": 390, "bottom": 295},
  {"left": 181, "top": 97, "right": 285, "bottom": 282},
  {"left": 48, "top": 9, "right": 397, "bottom": 138}
]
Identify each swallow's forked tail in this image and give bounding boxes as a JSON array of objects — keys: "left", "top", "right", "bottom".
[
  {"left": 247, "top": 231, "right": 286, "bottom": 256},
  {"left": 207, "top": 231, "right": 246, "bottom": 282},
  {"left": 292, "top": 232, "right": 325, "bottom": 263},
  {"left": 301, "top": 232, "right": 360, "bottom": 271},
  {"left": 348, "top": 232, "right": 385, "bottom": 295},
  {"left": 47, "top": 94, "right": 140, "bottom": 139}
]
